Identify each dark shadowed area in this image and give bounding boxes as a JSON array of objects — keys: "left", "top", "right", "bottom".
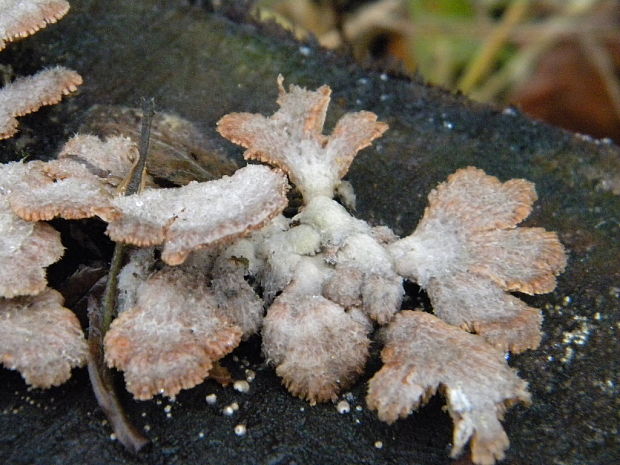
[{"left": 0, "top": 1, "right": 618, "bottom": 464}]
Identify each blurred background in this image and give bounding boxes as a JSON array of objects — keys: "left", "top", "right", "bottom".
[{"left": 254, "top": 0, "right": 620, "bottom": 142}]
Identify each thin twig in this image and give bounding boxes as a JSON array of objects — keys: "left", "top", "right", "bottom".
[
  {"left": 87, "top": 97, "right": 155, "bottom": 454},
  {"left": 88, "top": 295, "right": 149, "bottom": 454},
  {"left": 457, "top": 0, "right": 530, "bottom": 95}
]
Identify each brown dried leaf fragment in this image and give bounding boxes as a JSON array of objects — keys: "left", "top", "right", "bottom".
[
  {"left": 104, "top": 267, "right": 242, "bottom": 400},
  {"left": 389, "top": 167, "right": 566, "bottom": 351},
  {"left": 0, "top": 66, "right": 82, "bottom": 139},
  {"left": 367, "top": 311, "right": 530, "bottom": 465},
  {"left": 217, "top": 76, "right": 388, "bottom": 200},
  {"left": 0, "top": 0, "right": 69, "bottom": 51},
  {"left": 262, "top": 260, "right": 370, "bottom": 403},
  {"left": 0, "top": 288, "right": 87, "bottom": 388},
  {"left": 101, "top": 165, "right": 289, "bottom": 265},
  {"left": 81, "top": 105, "right": 238, "bottom": 185}
]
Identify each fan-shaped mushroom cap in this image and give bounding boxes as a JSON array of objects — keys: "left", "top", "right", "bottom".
[
  {"left": 105, "top": 267, "right": 243, "bottom": 400},
  {"left": 262, "top": 259, "right": 370, "bottom": 403},
  {"left": 427, "top": 272, "right": 543, "bottom": 353},
  {"left": 367, "top": 310, "right": 531, "bottom": 465},
  {"left": 57, "top": 134, "right": 140, "bottom": 185},
  {"left": 0, "top": 0, "right": 70, "bottom": 51},
  {"left": 0, "top": 66, "right": 82, "bottom": 139},
  {"left": 8, "top": 135, "right": 142, "bottom": 222},
  {"left": 0, "top": 162, "right": 64, "bottom": 297},
  {"left": 0, "top": 288, "right": 87, "bottom": 388},
  {"left": 389, "top": 167, "right": 566, "bottom": 351},
  {"left": 217, "top": 76, "right": 387, "bottom": 200},
  {"left": 101, "top": 164, "right": 289, "bottom": 265}
]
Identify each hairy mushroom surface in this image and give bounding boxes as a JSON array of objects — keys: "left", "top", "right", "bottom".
[
  {"left": 7, "top": 135, "right": 144, "bottom": 222},
  {"left": 0, "top": 162, "right": 64, "bottom": 297},
  {"left": 262, "top": 259, "right": 371, "bottom": 403},
  {"left": 217, "top": 75, "right": 388, "bottom": 200},
  {"left": 0, "top": 66, "right": 82, "bottom": 139},
  {"left": 105, "top": 266, "right": 243, "bottom": 400},
  {"left": 0, "top": 0, "right": 70, "bottom": 51},
  {"left": 389, "top": 167, "right": 566, "bottom": 352},
  {"left": 0, "top": 288, "right": 87, "bottom": 387},
  {"left": 367, "top": 310, "right": 531, "bottom": 465},
  {"left": 101, "top": 164, "right": 289, "bottom": 265}
]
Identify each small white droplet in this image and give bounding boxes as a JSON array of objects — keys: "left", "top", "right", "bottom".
[
  {"left": 164, "top": 405, "right": 172, "bottom": 413},
  {"left": 198, "top": 431, "right": 205, "bottom": 438},
  {"left": 234, "top": 424, "right": 247, "bottom": 436},
  {"left": 205, "top": 394, "right": 217, "bottom": 405},
  {"left": 299, "top": 46, "right": 311, "bottom": 56},
  {"left": 355, "top": 405, "right": 363, "bottom": 412},
  {"left": 245, "top": 369, "right": 255, "bottom": 382},
  {"left": 380, "top": 73, "right": 388, "bottom": 81},
  {"left": 223, "top": 402, "right": 239, "bottom": 416},
  {"left": 234, "top": 380, "right": 250, "bottom": 393},
  {"left": 374, "top": 441, "right": 383, "bottom": 449},
  {"left": 110, "top": 433, "right": 117, "bottom": 441},
  {"left": 336, "top": 400, "right": 350, "bottom": 414}
]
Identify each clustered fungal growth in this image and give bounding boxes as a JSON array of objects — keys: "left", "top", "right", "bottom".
[
  {"left": 0, "top": 3, "right": 567, "bottom": 464},
  {"left": 0, "top": 0, "right": 87, "bottom": 388}
]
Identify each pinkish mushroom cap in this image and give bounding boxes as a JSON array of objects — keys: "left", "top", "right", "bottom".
[
  {"left": 0, "top": 288, "right": 87, "bottom": 388},
  {"left": 101, "top": 164, "right": 289, "bottom": 265},
  {"left": 105, "top": 266, "right": 243, "bottom": 400},
  {"left": 262, "top": 259, "right": 371, "bottom": 403},
  {"left": 0, "top": 66, "right": 82, "bottom": 139},
  {"left": 367, "top": 310, "right": 531, "bottom": 465},
  {"left": 389, "top": 167, "right": 566, "bottom": 352},
  {"left": 0, "top": 162, "right": 64, "bottom": 298},
  {"left": 0, "top": 0, "right": 70, "bottom": 51},
  {"left": 217, "top": 76, "right": 388, "bottom": 200}
]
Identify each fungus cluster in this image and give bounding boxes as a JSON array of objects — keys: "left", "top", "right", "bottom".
[
  {"left": 0, "top": 2, "right": 567, "bottom": 464},
  {"left": 0, "top": 0, "right": 86, "bottom": 388}
]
